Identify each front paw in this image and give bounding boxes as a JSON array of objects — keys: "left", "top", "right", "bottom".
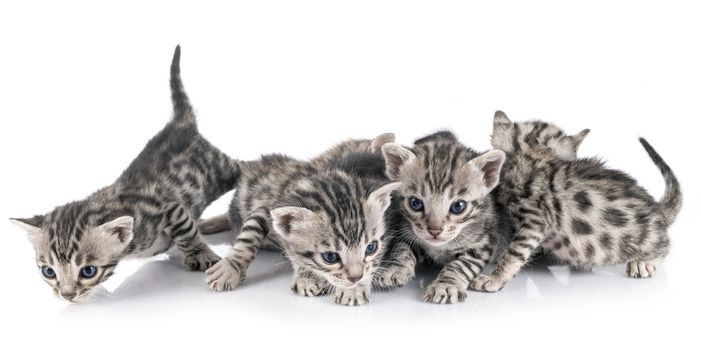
[
  {"left": 291, "top": 275, "right": 329, "bottom": 297},
  {"left": 205, "top": 258, "right": 245, "bottom": 292},
  {"left": 373, "top": 265, "right": 415, "bottom": 289},
  {"left": 470, "top": 274, "right": 506, "bottom": 292},
  {"left": 183, "top": 248, "right": 221, "bottom": 271},
  {"left": 333, "top": 285, "right": 371, "bottom": 306},
  {"left": 423, "top": 282, "right": 467, "bottom": 304}
]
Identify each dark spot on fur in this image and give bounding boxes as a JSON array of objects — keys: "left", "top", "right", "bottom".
[
  {"left": 599, "top": 233, "right": 613, "bottom": 250},
  {"left": 574, "top": 191, "right": 592, "bottom": 212},
  {"left": 603, "top": 208, "right": 629, "bottom": 227},
  {"left": 585, "top": 243, "right": 596, "bottom": 259},
  {"left": 571, "top": 218, "right": 593, "bottom": 235}
]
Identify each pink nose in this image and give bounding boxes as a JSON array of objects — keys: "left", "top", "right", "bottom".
[{"left": 428, "top": 228, "right": 442, "bottom": 237}]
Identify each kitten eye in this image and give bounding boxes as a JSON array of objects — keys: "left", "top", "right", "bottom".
[
  {"left": 80, "top": 266, "right": 98, "bottom": 278},
  {"left": 408, "top": 196, "right": 424, "bottom": 211},
  {"left": 365, "top": 241, "right": 379, "bottom": 255},
  {"left": 41, "top": 266, "right": 56, "bottom": 279},
  {"left": 321, "top": 252, "right": 340, "bottom": 264},
  {"left": 450, "top": 200, "right": 468, "bottom": 214}
]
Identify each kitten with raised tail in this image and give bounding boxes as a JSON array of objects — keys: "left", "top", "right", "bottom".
[
  {"left": 377, "top": 131, "right": 510, "bottom": 304},
  {"left": 201, "top": 135, "right": 399, "bottom": 306},
  {"left": 470, "top": 111, "right": 681, "bottom": 292},
  {"left": 10, "top": 46, "right": 239, "bottom": 302}
]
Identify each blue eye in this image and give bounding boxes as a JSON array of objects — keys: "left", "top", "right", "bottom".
[
  {"left": 365, "top": 241, "right": 378, "bottom": 255},
  {"left": 450, "top": 200, "right": 468, "bottom": 214},
  {"left": 41, "top": 266, "right": 56, "bottom": 279},
  {"left": 321, "top": 252, "right": 340, "bottom": 264},
  {"left": 408, "top": 196, "right": 424, "bottom": 211},
  {"left": 80, "top": 266, "right": 97, "bottom": 278}
]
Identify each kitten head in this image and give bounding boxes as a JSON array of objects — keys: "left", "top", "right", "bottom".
[
  {"left": 381, "top": 135, "right": 505, "bottom": 246},
  {"left": 491, "top": 111, "right": 589, "bottom": 160},
  {"left": 271, "top": 172, "right": 399, "bottom": 288},
  {"left": 10, "top": 209, "right": 134, "bottom": 303}
]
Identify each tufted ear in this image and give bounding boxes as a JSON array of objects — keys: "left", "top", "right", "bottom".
[
  {"left": 469, "top": 150, "right": 506, "bottom": 195},
  {"left": 10, "top": 216, "right": 44, "bottom": 237},
  {"left": 96, "top": 216, "right": 134, "bottom": 245},
  {"left": 381, "top": 143, "right": 416, "bottom": 180},
  {"left": 270, "top": 206, "right": 317, "bottom": 237},
  {"left": 493, "top": 110, "right": 512, "bottom": 128},
  {"left": 370, "top": 133, "right": 396, "bottom": 153},
  {"left": 570, "top": 128, "right": 590, "bottom": 148},
  {"left": 367, "top": 181, "right": 402, "bottom": 214}
]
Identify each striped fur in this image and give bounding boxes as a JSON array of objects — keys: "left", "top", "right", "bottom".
[
  {"left": 203, "top": 137, "right": 400, "bottom": 306},
  {"left": 379, "top": 131, "right": 512, "bottom": 304},
  {"left": 10, "top": 46, "right": 239, "bottom": 302},
  {"left": 471, "top": 111, "right": 682, "bottom": 292}
]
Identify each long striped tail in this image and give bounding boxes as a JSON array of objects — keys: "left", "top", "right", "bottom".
[{"left": 170, "top": 45, "right": 196, "bottom": 126}]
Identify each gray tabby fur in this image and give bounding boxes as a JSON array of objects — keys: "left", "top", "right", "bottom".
[
  {"left": 10, "top": 46, "right": 240, "bottom": 302},
  {"left": 471, "top": 111, "right": 682, "bottom": 292}
]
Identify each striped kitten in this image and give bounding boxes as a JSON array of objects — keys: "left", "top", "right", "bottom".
[
  {"left": 203, "top": 142, "right": 399, "bottom": 306},
  {"left": 471, "top": 111, "right": 682, "bottom": 292},
  {"left": 10, "top": 46, "right": 238, "bottom": 302},
  {"left": 378, "top": 131, "right": 509, "bottom": 303}
]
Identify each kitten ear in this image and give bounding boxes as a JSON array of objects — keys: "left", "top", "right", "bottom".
[
  {"left": 370, "top": 133, "right": 396, "bottom": 153},
  {"left": 493, "top": 110, "right": 512, "bottom": 127},
  {"left": 381, "top": 143, "right": 416, "bottom": 180},
  {"left": 270, "top": 207, "right": 316, "bottom": 237},
  {"left": 368, "top": 181, "right": 402, "bottom": 213},
  {"left": 10, "top": 216, "right": 44, "bottom": 236},
  {"left": 97, "top": 216, "right": 134, "bottom": 245},
  {"left": 570, "top": 128, "right": 590, "bottom": 148},
  {"left": 469, "top": 150, "right": 506, "bottom": 194}
]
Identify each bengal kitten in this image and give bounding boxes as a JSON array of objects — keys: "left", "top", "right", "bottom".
[
  {"left": 10, "top": 46, "right": 238, "bottom": 302},
  {"left": 470, "top": 111, "right": 682, "bottom": 292}
]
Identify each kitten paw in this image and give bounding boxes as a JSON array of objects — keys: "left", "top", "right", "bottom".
[
  {"left": 372, "top": 265, "right": 415, "bottom": 289},
  {"left": 626, "top": 261, "right": 657, "bottom": 278},
  {"left": 183, "top": 249, "right": 221, "bottom": 271},
  {"left": 291, "top": 275, "right": 329, "bottom": 297},
  {"left": 423, "top": 282, "right": 467, "bottom": 304},
  {"left": 333, "top": 285, "right": 371, "bottom": 306},
  {"left": 205, "top": 258, "right": 245, "bottom": 292},
  {"left": 470, "top": 274, "right": 506, "bottom": 293}
]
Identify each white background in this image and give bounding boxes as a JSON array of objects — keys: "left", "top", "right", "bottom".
[{"left": 1, "top": 1, "right": 699, "bottom": 349}]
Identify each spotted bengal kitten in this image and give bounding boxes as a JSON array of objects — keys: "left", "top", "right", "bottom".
[
  {"left": 202, "top": 138, "right": 400, "bottom": 306},
  {"left": 376, "top": 131, "right": 511, "bottom": 303},
  {"left": 470, "top": 111, "right": 682, "bottom": 292},
  {"left": 10, "top": 46, "right": 239, "bottom": 302}
]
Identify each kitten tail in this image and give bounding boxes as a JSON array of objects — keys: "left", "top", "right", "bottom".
[
  {"left": 170, "top": 45, "right": 196, "bottom": 126},
  {"left": 639, "top": 138, "right": 682, "bottom": 226}
]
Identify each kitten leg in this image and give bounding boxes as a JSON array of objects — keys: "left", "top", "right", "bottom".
[
  {"left": 333, "top": 281, "right": 372, "bottom": 306},
  {"left": 424, "top": 248, "right": 491, "bottom": 304},
  {"left": 471, "top": 227, "right": 544, "bottom": 292},
  {"left": 291, "top": 268, "right": 330, "bottom": 297},
  {"left": 162, "top": 202, "right": 221, "bottom": 271},
  {"left": 372, "top": 241, "right": 416, "bottom": 289},
  {"left": 205, "top": 209, "right": 269, "bottom": 291},
  {"left": 626, "top": 260, "right": 658, "bottom": 278}
]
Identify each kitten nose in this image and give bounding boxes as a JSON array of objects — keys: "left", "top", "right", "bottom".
[
  {"left": 347, "top": 274, "right": 364, "bottom": 283},
  {"left": 428, "top": 228, "right": 442, "bottom": 237},
  {"left": 61, "top": 292, "right": 77, "bottom": 301}
]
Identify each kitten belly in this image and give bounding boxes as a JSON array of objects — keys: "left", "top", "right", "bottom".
[{"left": 129, "top": 233, "right": 173, "bottom": 258}]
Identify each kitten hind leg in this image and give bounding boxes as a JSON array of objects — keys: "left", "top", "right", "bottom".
[
  {"left": 162, "top": 202, "right": 220, "bottom": 271},
  {"left": 291, "top": 268, "right": 330, "bottom": 297},
  {"left": 206, "top": 209, "right": 269, "bottom": 291},
  {"left": 626, "top": 260, "right": 659, "bottom": 278}
]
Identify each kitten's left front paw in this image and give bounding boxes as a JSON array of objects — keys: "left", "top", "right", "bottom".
[
  {"left": 423, "top": 282, "right": 467, "bottom": 304},
  {"left": 291, "top": 275, "right": 329, "bottom": 297},
  {"left": 470, "top": 274, "right": 506, "bottom": 293},
  {"left": 183, "top": 248, "right": 221, "bottom": 271},
  {"left": 333, "top": 285, "right": 371, "bottom": 306},
  {"left": 205, "top": 258, "right": 245, "bottom": 292},
  {"left": 372, "top": 265, "right": 415, "bottom": 289}
]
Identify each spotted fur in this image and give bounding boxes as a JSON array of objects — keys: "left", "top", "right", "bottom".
[
  {"left": 471, "top": 111, "right": 682, "bottom": 292},
  {"left": 378, "top": 131, "right": 511, "bottom": 304},
  {"left": 10, "top": 46, "right": 240, "bottom": 302}
]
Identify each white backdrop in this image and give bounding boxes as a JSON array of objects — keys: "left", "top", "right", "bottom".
[{"left": 1, "top": 1, "right": 699, "bottom": 349}]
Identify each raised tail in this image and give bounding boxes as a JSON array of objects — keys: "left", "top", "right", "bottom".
[
  {"left": 639, "top": 138, "right": 682, "bottom": 226},
  {"left": 170, "top": 45, "right": 196, "bottom": 126}
]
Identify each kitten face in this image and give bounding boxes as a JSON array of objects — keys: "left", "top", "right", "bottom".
[
  {"left": 11, "top": 215, "right": 133, "bottom": 302},
  {"left": 491, "top": 111, "right": 589, "bottom": 160},
  {"left": 382, "top": 140, "right": 505, "bottom": 247},
  {"left": 271, "top": 181, "right": 399, "bottom": 288}
]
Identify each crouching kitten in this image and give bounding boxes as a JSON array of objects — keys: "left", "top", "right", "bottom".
[{"left": 10, "top": 46, "right": 238, "bottom": 302}]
